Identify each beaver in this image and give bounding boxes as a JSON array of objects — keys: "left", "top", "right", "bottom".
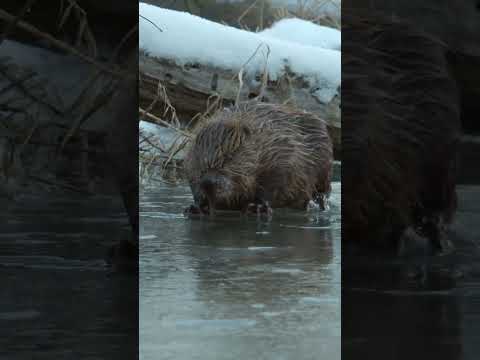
[
  {"left": 342, "top": 11, "right": 461, "bottom": 255},
  {"left": 183, "top": 102, "right": 333, "bottom": 216}
]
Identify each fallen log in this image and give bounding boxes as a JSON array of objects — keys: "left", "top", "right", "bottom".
[{"left": 139, "top": 51, "right": 341, "bottom": 153}]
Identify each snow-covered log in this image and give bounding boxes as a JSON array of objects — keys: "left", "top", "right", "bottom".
[{"left": 139, "top": 3, "right": 341, "bottom": 150}]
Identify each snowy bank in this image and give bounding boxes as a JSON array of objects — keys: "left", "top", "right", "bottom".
[
  {"left": 139, "top": 3, "right": 340, "bottom": 104},
  {"left": 140, "top": 120, "right": 186, "bottom": 157}
]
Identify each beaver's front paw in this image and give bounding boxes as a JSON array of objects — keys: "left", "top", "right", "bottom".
[
  {"left": 257, "top": 201, "right": 273, "bottom": 218},
  {"left": 243, "top": 203, "right": 257, "bottom": 215},
  {"left": 243, "top": 201, "right": 273, "bottom": 218}
]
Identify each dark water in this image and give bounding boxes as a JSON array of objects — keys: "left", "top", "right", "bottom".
[
  {"left": 0, "top": 193, "right": 137, "bottom": 359},
  {"left": 343, "top": 185, "right": 480, "bottom": 360},
  {"left": 140, "top": 181, "right": 341, "bottom": 360}
]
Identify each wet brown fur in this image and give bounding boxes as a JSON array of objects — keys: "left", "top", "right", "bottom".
[
  {"left": 184, "top": 102, "right": 333, "bottom": 212},
  {"left": 342, "top": 11, "right": 461, "bottom": 251}
]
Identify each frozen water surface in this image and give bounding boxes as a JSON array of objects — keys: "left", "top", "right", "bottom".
[{"left": 140, "top": 181, "right": 341, "bottom": 360}]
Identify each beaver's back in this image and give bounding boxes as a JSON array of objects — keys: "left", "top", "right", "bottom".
[{"left": 244, "top": 103, "right": 333, "bottom": 205}]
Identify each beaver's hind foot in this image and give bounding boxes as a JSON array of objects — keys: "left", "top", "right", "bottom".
[
  {"left": 398, "top": 217, "right": 454, "bottom": 257},
  {"left": 313, "top": 193, "right": 330, "bottom": 211}
]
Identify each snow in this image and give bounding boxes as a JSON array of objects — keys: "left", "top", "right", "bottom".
[
  {"left": 139, "top": 120, "right": 163, "bottom": 136},
  {"left": 140, "top": 120, "right": 184, "bottom": 147},
  {"left": 259, "top": 18, "right": 340, "bottom": 51},
  {"left": 139, "top": 3, "right": 340, "bottom": 104},
  {"left": 139, "top": 120, "right": 187, "bottom": 158}
]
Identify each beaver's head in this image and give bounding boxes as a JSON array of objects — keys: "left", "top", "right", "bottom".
[
  {"left": 185, "top": 114, "right": 258, "bottom": 214},
  {"left": 191, "top": 172, "right": 235, "bottom": 215}
]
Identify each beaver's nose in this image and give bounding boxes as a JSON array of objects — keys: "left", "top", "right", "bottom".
[{"left": 199, "top": 175, "right": 217, "bottom": 190}]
